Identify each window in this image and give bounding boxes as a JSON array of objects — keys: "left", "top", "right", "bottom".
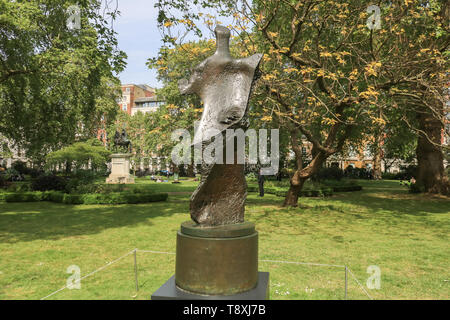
[
  {"left": 122, "top": 103, "right": 127, "bottom": 111},
  {"left": 125, "top": 87, "right": 130, "bottom": 92}
]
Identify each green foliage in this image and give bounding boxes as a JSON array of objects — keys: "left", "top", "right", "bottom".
[
  {"left": 11, "top": 161, "right": 28, "bottom": 175},
  {"left": 409, "top": 182, "right": 425, "bottom": 194},
  {"left": 71, "top": 183, "right": 156, "bottom": 195},
  {"left": 1, "top": 190, "right": 168, "bottom": 205},
  {"left": 46, "top": 139, "right": 111, "bottom": 172},
  {"left": 0, "top": 174, "right": 7, "bottom": 188},
  {"left": 6, "top": 182, "right": 32, "bottom": 193},
  {"left": 4, "top": 191, "right": 48, "bottom": 202},
  {"left": 311, "top": 167, "right": 344, "bottom": 181},
  {"left": 249, "top": 178, "right": 361, "bottom": 197},
  {"left": 31, "top": 174, "right": 67, "bottom": 192},
  {"left": 0, "top": 1, "right": 126, "bottom": 164},
  {"left": 247, "top": 184, "right": 335, "bottom": 197}
]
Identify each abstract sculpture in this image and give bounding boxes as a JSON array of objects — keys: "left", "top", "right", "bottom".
[
  {"left": 152, "top": 26, "right": 269, "bottom": 299},
  {"left": 179, "top": 25, "right": 262, "bottom": 226}
]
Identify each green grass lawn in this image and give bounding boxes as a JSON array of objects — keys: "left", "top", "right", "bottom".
[{"left": 0, "top": 179, "right": 448, "bottom": 300}]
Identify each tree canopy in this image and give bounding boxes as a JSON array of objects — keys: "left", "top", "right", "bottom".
[
  {"left": 0, "top": 0, "right": 126, "bottom": 166},
  {"left": 153, "top": 0, "right": 449, "bottom": 200}
]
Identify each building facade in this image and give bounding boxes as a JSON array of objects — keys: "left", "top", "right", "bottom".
[
  {"left": 118, "top": 84, "right": 156, "bottom": 115},
  {"left": 131, "top": 96, "right": 165, "bottom": 115}
]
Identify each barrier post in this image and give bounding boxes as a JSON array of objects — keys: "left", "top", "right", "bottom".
[{"left": 134, "top": 249, "right": 139, "bottom": 291}]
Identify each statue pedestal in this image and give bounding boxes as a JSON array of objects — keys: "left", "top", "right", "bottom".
[
  {"left": 106, "top": 153, "right": 135, "bottom": 184},
  {"left": 151, "top": 221, "right": 269, "bottom": 300}
]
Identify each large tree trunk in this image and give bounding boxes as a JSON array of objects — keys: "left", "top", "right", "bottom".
[
  {"left": 283, "top": 129, "right": 304, "bottom": 207},
  {"left": 186, "top": 163, "right": 195, "bottom": 177},
  {"left": 284, "top": 176, "right": 307, "bottom": 206},
  {"left": 372, "top": 108, "right": 385, "bottom": 180},
  {"left": 283, "top": 151, "right": 327, "bottom": 207},
  {"left": 416, "top": 111, "right": 449, "bottom": 195},
  {"left": 372, "top": 134, "right": 383, "bottom": 180}
]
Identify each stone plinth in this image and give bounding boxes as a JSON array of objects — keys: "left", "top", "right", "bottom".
[
  {"left": 106, "top": 153, "right": 134, "bottom": 184},
  {"left": 152, "top": 221, "right": 269, "bottom": 300}
]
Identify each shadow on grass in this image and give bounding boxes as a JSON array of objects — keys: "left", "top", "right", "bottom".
[{"left": 0, "top": 197, "right": 189, "bottom": 244}]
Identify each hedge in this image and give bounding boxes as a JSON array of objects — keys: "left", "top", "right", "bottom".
[
  {"left": 248, "top": 184, "right": 361, "bottom": 197},
  {"left": 332, "top": 185, "right": 363, "bottom": 192},
  {"left": 1, "top": 191, "right": 168, "bottom": 205},
  {"left": 247, "top": 185, "right": 333, "bottom": 197},
  {"left": 3, "top": 191, "right": 49, "bottom": 202}
]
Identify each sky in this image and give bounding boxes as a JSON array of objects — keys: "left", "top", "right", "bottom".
[
  {"left": 112, "top": 0, "right": 232, "bottom": 89},
  {"left": 113, "top": 0, "right": 163, "bottom": 88}
]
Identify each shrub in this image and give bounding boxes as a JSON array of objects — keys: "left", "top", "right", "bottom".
[
  {"left": 5, "top": 168, "right": 24, "bottom": 181},
  {"left": 31, "top": 174, "right": 67, "bottom": 191},
  {"left": 247, "top": 184, "right": 334, "bottom": 197},
  {"left": 384, "top": 165, "right": 418, "bottom": 180},
  {"left": 71, "top": 183, "right": 155, "bottom": 194},
  {"left": 64, "top": 170, "right": 100, "bottom": 193},
  {"left": 12, "top": 160, "right": 28, "bottom": 175},
  {"left": 246, "top": 172, "right": 257, "bottom": 181},
  {"left": 48, "top": 191, "right": 64, "bottom": 203},
  {"left": 28, "top": 168, "right": 44, "bottom": 178},
  {"left": 0, "top": 190, "right": 168, "bottom": 204},
  {"left": 63, "top": 194, "right": 84, "bottom": 204},
  {"left": 7, "top": 182, "right": 31, "bottom": 192},
  {"left": 344, "top": 167, "right": 373, "bottom": 179},
  {"left": 4, "top": 192, "right": 44, "bottom": 202},
  {"left": 382, "top": 172, "right": 397, "bottom": 180},
  {"left": 409, "top": 182, "right": 425, "bottom": 194},
  {"left": 312, "top": 166, "right": 344, "bottom": 181},
  {"left": 68, "top": 192, "right": 168, "bottom": 205},
  {"left": 0, "top": 174, "right": 9, "bottom": 188},
  {"left": 332, "top": 185, "right": 362, "bottom": 192}
]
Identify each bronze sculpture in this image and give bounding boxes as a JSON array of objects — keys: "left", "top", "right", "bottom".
[
  {"left": 113, "top": 128, "right": 132, "bottom": 153},
  {"left": 179, "top": 25, "right": 262, "bottom": 226},
  {"left": 152, "top": 26, "right": 269, "bottom": 299}
]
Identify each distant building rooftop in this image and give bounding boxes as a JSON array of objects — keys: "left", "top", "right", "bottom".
[{"left": 134, "top": 96, "right": 164, "bottom": 103}]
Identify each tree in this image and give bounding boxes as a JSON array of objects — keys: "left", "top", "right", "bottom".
[
  {"left": 46, "top": 139, "right": 111, "bottom": 173},
  {"left": 0, "top": 0, "right": 126, "bottom": 166},
  {"left": 155, "top": 0, "right": 449, "bottom": 204},
  {"left": 147, "top": 41, "right": 212, "bottom": 174}
]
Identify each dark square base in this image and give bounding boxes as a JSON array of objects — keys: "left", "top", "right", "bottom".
[{"left": 151, "top": 272, "right": 270, "bottom": 300}]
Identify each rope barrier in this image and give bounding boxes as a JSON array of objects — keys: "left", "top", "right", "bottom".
[
  {"left": 40, "top": 249, "right": 135, "bottom": 300},
  {"left": 346, "top": 267, "right": 374, "bottom": 300},
  {"left": 40, "top": 248, "right": 374, "bottom": 300},
  {"left": 260, "top": 259, "right": 346, "bottom": 269},
  {"left": 136, "top": 249, "right": 175, "bottom": 255}
]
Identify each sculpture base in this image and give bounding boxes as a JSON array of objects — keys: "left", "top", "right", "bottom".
[
  {"left": 151, "top": 272, "right": 269, "bottom": 300},
  {"left": 105, "top": 175, "right": 135, "bottom": 184},
  {"left": 175, "top": 223, "right": 258, "bottom": 295},
  {"left": 106, "top": 153, "right": 134, "bottom": 184}
]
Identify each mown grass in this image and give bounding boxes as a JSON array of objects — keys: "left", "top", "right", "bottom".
[{"left": 0, "top": 179, "right": 448, "bottom": 300}]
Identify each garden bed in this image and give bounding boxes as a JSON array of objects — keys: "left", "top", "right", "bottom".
[
  {"left": 247, "top": 180, "right": 362, "bottom": 197},
  {"left": 0, "top": 191, "right": 168, "bottom": 205}
]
